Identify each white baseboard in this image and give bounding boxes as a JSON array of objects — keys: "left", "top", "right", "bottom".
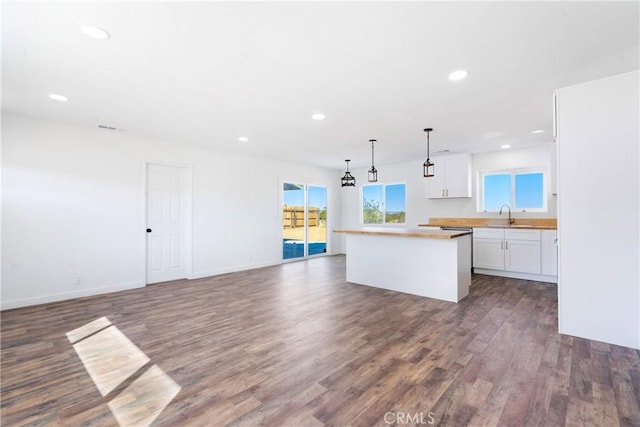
[
  {"left": 3, "top": 255, "right": 343, "bottom": 310},
  {"left": 1, "top": 281, "right": 146, "bottom": 310},
  {"left": 473, "top": 268, "right": 558, "bottom": 284},
  {"left": 191, "top": 253, "right": 342, "bottom": 281},
  {"left": 192, "top": 260, "right": 282, "bottom": 280}
]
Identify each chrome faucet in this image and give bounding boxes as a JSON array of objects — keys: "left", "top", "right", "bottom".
[{"left": 499, "top": 204, "right": 514, "bottom": 224}]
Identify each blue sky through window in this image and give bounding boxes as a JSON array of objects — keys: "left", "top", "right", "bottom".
[
  {"left": 484, "top": 174, "right": 511, "bottom": 211},
  {"left": 308, "top": 186, "right": 326, "bottom": 209},
  {"left": 482, "top": 171, "right": 545, "bottom": 211},
  {"left": 515, "top": 173, "right": 543, "bottom": 209},
  {"left": 385, "top": 184, "right": 405, "bottom": 213},
  {"left": 363, "top": 185, "right": 383, "bottom": 208}
]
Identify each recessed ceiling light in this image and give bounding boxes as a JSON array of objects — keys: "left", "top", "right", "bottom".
[
  {"left": 501, "top": 144, "right": 511, "bottom": 149},
  {"left": 238, "top": 136, "right": 249, "bottom": 142},
  {"left": 531, "top": 129, "right": 545, "bottom": 134},
  {"left": 80, "top": 25, "right": 110, "bottom": 40},
  {"left": 49, "top": 93, "right": 68, "bottom": 102},
  {"left": 448, "top": 70, "right": 468, "bottom": 81},
  {"left": 312, "top": 113, "right": 326, "bottom": 121}
]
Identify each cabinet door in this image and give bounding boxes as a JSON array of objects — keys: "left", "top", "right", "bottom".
[
  {"left": 445, "top": 153, "right": 472, "bottom": 198},
  {"left": 473, "top": 238, "right": 504, "bottom": 270},
  {"left": 425, "top": 160, "right": 447, "bottom": 198},
  {"left": 541, "top": 230, "right": 558, "bottom": 276},
  {"left": 505, "top": 240, "right": 541, "bottom": 274}
]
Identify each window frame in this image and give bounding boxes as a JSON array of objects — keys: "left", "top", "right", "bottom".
[
  {"left": 360, "top": 182, "right": 407, "bottom": 225},
  {"left": 477, "top": 166, "right": 548, "bottom": 213}
]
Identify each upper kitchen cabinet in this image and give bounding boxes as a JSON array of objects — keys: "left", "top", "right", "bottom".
[{"left": 425, "top": 153, "right": 472, "bottom": 199}]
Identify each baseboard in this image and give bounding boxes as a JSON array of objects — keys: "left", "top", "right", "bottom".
[
  {"left": 192, "top": 260, "right": 282, "bottom": 280},
  {"left": 1, "top": 281, "right": 146, "bottom": 311},
  {"left": 473, "top": 268, "right": 558, "bottom": 284},
  {"left": 191, "top": 254, "right": 344, "bottom": 280}
]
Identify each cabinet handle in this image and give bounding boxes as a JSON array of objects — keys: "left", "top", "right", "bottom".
[
  {"left": 446, "top": 189, "right": 449, "bottom": 197},
  {"left": 442, "top": 189, "right": 445, "bottom": 197},
  {"left": 505, "top": 241, "right": 509, "bottom": 250},
  {"left": 501, "top": 241, "right": 504, "bottom": 250}
]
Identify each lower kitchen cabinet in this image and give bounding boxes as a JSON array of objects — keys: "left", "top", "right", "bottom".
[
  {"left": 473, "top": 227, "right": 555, "bottom": 282},
  {"left": 504, "top": 237, "right": 541, "bottom": 274},
  {"left": 474, "top": 237, "right": 504, "bottom": 270}
]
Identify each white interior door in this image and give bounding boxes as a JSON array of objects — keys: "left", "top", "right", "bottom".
[{"left": 146, "top": 164, "right": 188, "bottom": 284}]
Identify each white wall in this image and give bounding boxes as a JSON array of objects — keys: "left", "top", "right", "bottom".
[
  {"left": 556, "top": 70, "right": 640, "bottom": 349},
  {"left": 337, "top": 144, "right": 557, "bottom": 251},
  {"left": 1, "top": 114, "right": 342, "bottom": 309}
]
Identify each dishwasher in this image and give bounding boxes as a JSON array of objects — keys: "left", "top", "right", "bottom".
[{"left": 440, "top": 226, "right": 474, "bottom": 273}]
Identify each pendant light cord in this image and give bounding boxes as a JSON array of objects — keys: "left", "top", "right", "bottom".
[{"left": 371, "top": 140, "right": 375, "bottom": 167}]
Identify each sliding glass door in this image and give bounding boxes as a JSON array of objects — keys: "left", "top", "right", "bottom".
[
  {"left": 282, "top": 183, "right": 327, "bottom": 260},
  {"left": 307, "top": 186, "right": 327, "bottom": 256}
]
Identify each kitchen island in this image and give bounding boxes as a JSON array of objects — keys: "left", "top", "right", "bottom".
[{"left": 334, "top": 228, "right": 472, "bottom": 303}]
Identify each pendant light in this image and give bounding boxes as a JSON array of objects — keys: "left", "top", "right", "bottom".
[
  {"left": 341, "top": 160, "right": 356, "bottom": 187},
  {"left": 423, "top": 128, "right": 435, "bottom": 178},
  {"left": 368, "top": 139, "right": 378, "bottom": 182}
]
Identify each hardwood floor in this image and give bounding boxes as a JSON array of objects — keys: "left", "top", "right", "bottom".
[{"left": 2, "top": 255, "right": 639, "bottom": 426}]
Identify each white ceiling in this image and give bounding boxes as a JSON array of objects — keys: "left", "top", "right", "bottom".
[{"left": 2, "top": 1, "right": 639, "bottom": 169}]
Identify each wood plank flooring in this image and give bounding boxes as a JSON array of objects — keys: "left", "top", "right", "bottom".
[{"left": 2, "top": 255, "right": 640, "bottom": 426}]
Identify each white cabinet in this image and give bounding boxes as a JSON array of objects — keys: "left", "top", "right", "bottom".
[
  {"left": 472, "top": 228, "right": 505, "bottom": 270},
  {"left": 541, "top": 230, "right": 558, "bottom": 276},
  {"left": 426, "top": 153, "right": 472, "bottom": 198},
  {"left": 504, "top": 229, "right": 541, "bottom": 274},
  {"left": 473, "top": 228, "right": 542, "bottom": 275},
  {"left": 473, "top": 238, "right": 504, "bottom": 270}
]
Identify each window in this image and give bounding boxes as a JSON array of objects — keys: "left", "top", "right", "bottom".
[
  {"left": 478, "top": 168, "right": 546, "bottom": 212},
  {"left": 362, "top": 183, "right": 406, "bottom": 224}
]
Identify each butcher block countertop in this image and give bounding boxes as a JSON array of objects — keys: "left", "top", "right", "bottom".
[
  {"left": 418, "top": 217, "right": 557, "bottom": 230},
  {"left": 333, "top": 228, "right": 472, "bottom": 239}
]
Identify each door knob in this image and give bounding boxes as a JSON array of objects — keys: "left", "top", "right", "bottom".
[{"left": 146, "top": 228, "right": 152, "bottom": 233}]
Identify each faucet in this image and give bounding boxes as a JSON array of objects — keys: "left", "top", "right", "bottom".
[{"left": 499, "top": 204, "right": 514, "bottom": 224}]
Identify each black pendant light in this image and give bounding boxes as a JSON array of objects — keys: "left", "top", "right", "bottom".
[
  {"left": 423, "top": 128, "right": 435, "bottom": 178},
  {"left": 341, "top": 160, "right": 356, "bottom": 187},
  {"left": 368, "top": 139, "right": 378, "bottom": 182}
]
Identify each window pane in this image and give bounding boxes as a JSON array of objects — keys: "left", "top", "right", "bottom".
[
  {"left": 515, "top": 173, "right": 543, "bottom": 209},
  {"left": 483, "top": 174, "right": 511, "bottom": 211},
  {"left": 362, "top": 185, "right": 383, "bottom": 224},
  {"left": 282, "top": 183, "right": 305, "bottom": 259},
  {"left": 307, "top": 186, "right": 327, "bottom": 256},
  {"left": 385, "top": 184, "right": 406, "bottom": 223}
]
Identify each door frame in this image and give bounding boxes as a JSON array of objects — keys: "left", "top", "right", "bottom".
[
  {"left": 279, "top": 179, "right": 329, "bottom": 262},
  {"left": 144, "top": 161, "right": 194, "bottom": 284}
]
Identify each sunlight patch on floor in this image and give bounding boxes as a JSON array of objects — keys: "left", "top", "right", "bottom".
[
  {"left": 72, "top": 325, "right": 150, "bottom": 396},
  {"left": 109, "top": 364, "right": 181, "bottom": 426},
  {"left": 68, "top": 317, "right": 181, "bottom": 426},
  {"left": 66, "top": 316, "right": 112, "bottom": 343}
]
